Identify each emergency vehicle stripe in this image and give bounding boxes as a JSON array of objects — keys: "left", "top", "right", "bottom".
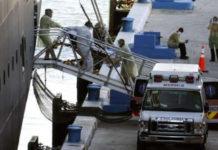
[
  {"left": 213, "top": 113, "right": 218, "bottom": 119},
  {"left": 207, "top": 112, "right": 218, "bottom": 119}
]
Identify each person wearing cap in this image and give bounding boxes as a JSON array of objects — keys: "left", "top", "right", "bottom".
[
  {"left": 208, "top": 16, "right": 218, "bottom": 62},
  {"left": 64, "top": 21, "right": 93, "bottom": 73},
  {"left": 117, "top": 39, "right": 138, "bottom": 85},
  {"left": 167, "top": 27, "right": 189, "bottom": 59},
  {"left": 39, "top": 9, "right": 62, "bottom": 59}
]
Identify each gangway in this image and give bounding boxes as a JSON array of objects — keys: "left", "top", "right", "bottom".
[{"left": 34, "top": 28, "right": 157, "bottom": 95}]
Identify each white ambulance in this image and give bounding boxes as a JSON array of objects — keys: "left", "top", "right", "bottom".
[{"left": 137, "top": 63, "right": 208, "bottom": 150}]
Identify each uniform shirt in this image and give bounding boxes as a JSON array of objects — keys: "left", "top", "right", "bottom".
[
  {"left": 39, "top": 15, "right": 61, "bottom": 34},
  {"left": 167, "top": 32, "right": 184, "bottom": 49},
  {"left": 208, "top": 23, "right": 218, "bottom": 49},
  {"left": 66, "top": 26, "right": 92, "bottom": 49},
  {"left": 119, "top": 44, "right": 138, "bottom": 80}
]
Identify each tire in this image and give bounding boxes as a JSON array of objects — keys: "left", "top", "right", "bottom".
[
  {"left": 194, "top": 144, "right": 205, "bottom": 150},
  {"left": 137, "top": 132, "right": 143, "bottom": 150}
]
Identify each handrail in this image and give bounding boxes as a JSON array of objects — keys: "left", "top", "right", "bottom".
[{"left": 34, "top": 28, "right": 156, "bottom": 94}]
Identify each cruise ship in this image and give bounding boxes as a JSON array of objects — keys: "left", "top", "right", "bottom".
[{"left": 0, "top": 0, "right": 41, "bottom": 149}]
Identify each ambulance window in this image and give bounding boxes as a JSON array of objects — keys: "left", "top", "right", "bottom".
[
  {"left": 204, "top": 82, "right": 218, "bottom": 100},
  {"left": 143, "top": 90, "right": 152, "bottom": 107},
  {"left": 143, "top": 90, "right": 202, "bottom": 112},
  {"left": 134, "top": 79, "right": 148, "bottom": 97}
]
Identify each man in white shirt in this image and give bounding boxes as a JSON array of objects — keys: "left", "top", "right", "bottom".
[{"left": 65, "top": 21, "right": 93, "bottom": 73}]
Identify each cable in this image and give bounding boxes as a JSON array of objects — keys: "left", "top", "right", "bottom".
[{"left": 95, "top": 109, "right": 132, "bottom": 124}]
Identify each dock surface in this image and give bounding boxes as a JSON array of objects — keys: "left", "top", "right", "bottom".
[
  {"left": 145, "top": 0, "right": 218, "bottom": 78},
  {"left": 61, "top": 0, "right": 218, "bottom": 150},
  {"left": 89, "top": 0, "right": 218, "bottom": 149}
]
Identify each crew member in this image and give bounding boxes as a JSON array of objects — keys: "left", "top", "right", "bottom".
[
  {"left": 39, "top": 9, "right": 62, "bottom": 59},
  {"left": 65, "top": 21, "right": 93, "bottom": 73},
  {"left": 118, "top": 39, "right": 138, "bottom": 85},
  {"left": 167, "top": 27, "right": 189, "bottom": 59},
  {"left": 208, "top": 16, "right": 218, "bottom": 62}
]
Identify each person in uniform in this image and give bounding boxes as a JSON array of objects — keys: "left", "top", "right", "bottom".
[
  {"left": 167, "top": 27, "right": 189, "bottom": 59},
  {"left": 65, "top": 21, "right": 93, "bottom": 107},
  {"left": 39, "top": 9, "right": 62, "bottom": 59},
  {"left": 208, "top": 16, "right": 218, "bottom": 62},
  {"left": 65, "top": 21, "right": 93, "bottom": 73},
  {"left": 118, "top": 39, "right": 138, "bottom": 85}
]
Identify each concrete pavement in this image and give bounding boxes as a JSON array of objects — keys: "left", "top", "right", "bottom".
[
  {"left": 89, "top": 0, "right": 218, "bottom": 150},
  {"left": 144, "top": 0, "right": 218, "bottom": 78},
  {"left": 89, "top": 120, "right": 218, "bottom": 150}
]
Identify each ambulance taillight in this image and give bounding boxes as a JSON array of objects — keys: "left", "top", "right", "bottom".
[
  {"left": 186, "top": 76, "right": 194, "bottom": 83},
  {"left": 154, "top": 75, "right": 163, "bottom": 82}
]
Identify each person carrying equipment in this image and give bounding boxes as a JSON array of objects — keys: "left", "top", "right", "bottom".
[
  {"left": 39, "top": 9, "right": 62, "bottom": 59},
  {"left": 65, "top": 21, "right": 93, "bottom": 73},
  {"left": 167, "top": 27, "right": 189, "bottom": 59},
  {"left": 208, "top": 16, "right": 218, "bottom": 62}
]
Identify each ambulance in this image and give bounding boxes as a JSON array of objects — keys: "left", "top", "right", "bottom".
[{"left": 137, "top": 63, "right": 208, "bottom": 150}]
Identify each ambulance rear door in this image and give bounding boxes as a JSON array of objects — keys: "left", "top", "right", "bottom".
[
  {"left": 131, "top": 77, "right": 148, "bottom": 116},
  {"left": 203, "top": 77, "right": 218, "bottom": 123}
]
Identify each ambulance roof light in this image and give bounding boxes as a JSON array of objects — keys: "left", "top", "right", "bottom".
[
  {"left": 154, "top": 75, "right": 163, "bottom": 82},
  {"left": 186, "top": 76, "right": 194, "bottom": 83}
]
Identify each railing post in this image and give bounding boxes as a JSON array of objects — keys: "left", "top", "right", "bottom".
[
  {"left": 104, "top": 66, "right": 113, "bottom": 86},
  {"left": 57, "top": 35, "right": 67, "bottom": 59},
  {"left": 138, "top": 60, "right": 145, "bottom": 76}
]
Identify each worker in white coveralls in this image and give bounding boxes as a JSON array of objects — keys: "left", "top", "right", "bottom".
[
  {"left": 65, "top": 21, "right": 93, "bottom": 73},
  {"left": 39, "top": 9, "right": 62, "bottom": 59},
  {"left": 117, "top": 39, "right": 138, "bottom": 85}
]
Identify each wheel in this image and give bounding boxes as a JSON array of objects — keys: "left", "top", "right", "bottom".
[
  {"left": 194, "top": 144, "right": 206, "bottom": 150},
  {"left": 137, "top": 132, "right": 144, "bottom": 150}
]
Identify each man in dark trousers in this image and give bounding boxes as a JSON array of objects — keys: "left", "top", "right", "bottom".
[
  {"left": 77, "top": 78, "right": 91, "bottom": 107},
  {"left": 167, "top": 27, "right": 189, "bottom": 59}
]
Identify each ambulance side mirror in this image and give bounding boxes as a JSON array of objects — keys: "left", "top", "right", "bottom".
[
  {"left": 133, "top": 78, "right": 148, "bottom": 97},
  {"left": 204, "top": 103, "right": 209, "bottom": 113}
]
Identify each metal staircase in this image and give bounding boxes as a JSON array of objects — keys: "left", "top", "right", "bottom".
[{"left": 34, "top": 28, "right": 157, "bottom": 95}]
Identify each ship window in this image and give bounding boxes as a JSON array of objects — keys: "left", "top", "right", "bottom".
[
  {"left": 12, "top": 57, "right": 14, "bottom": 70},
  {"left": 16, "top": 50, "right": 18, "bottom": 64},
  {"left": 3, "top": 70, "right": 6, "bottom": 85},
  {"left": 8, "top": 63, "right": 10, "bottom": 78},
  {"left": 20, "top": 36, "right": 26, "bottom": 67}
]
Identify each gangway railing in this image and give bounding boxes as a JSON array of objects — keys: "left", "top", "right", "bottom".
[{"left": 34, "top": 28, "right": 157, "bottom": 95}]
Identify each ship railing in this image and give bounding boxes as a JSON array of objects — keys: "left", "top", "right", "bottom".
[{"left": 34, "top": 28, "right": 157, "bottom": 95}]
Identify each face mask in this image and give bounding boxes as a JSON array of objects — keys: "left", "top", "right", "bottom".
[{"left": 178, "top": 32, "right": 182, "bottom": 35}]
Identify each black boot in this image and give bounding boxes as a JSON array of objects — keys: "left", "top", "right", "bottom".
[
  {"left": 216, "top": 49, "right": 218, "bottom": 61},
  {"left": 179, "top": 43, "right": 188, "bottom": 59},
  {"left": 210, "top": 48, "right": 215, "bottom": 61}
]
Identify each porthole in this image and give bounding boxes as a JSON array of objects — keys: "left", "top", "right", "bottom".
[
  {"left": 8, "top": 63, "right": 10, "bottom": 78},
  {"left": 3, "top": 70, "right": 6, "bottom": 85},
  {"left": 12, "top": 57, "right": 14, "bottom": 70},
  {"left": 16, "top": 50, "right": 18, "bottom": 64},
  {"left": 20, "top": 36, "right": 26, "bottom": 67}
]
